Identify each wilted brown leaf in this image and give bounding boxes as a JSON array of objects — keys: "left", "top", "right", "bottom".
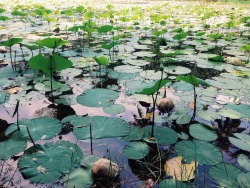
[{"left": 5, "top": 87, "right": 23, "bottom": 94}]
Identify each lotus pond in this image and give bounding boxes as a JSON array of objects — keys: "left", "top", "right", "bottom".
[{"left": 0, "top": 0, "right": 250, "bottom": 187}]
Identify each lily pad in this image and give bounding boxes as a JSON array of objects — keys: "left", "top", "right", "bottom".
[
  {"left": 229, "top": 133, "right": 250, "bottom": 152},
  {"left": 189, "top": 123, "right": 217, "bottom": 141},
  {"left": 71, "top": 116, "right": 131, "bottom": 140},
  {"left": 158, "top": 179, "right": 189, "bottom": 188},
  {"left": 123, "top": 141, "right": 150, "bottom": 160},
  {"left": 114, "top": 65, "right": 142, "bottom": 73},
  {"left": 77, "top": 88, "right": 119, "bottom": 108},
  {"left": 143, "top": 125, "right": 178, "bottom": 145},
  {"left": 18, "top": 141, "right": 83, "bottom": 183},
  {"left": 5, "top": 117, "right": 62, "bottom": 141},
  {"left": 122, "top": 126, "right": 144, "bottom": 141},
  {"left": 0, "top": 131, "right": 27, "bottom": 160},
  {"left": 103, "top": 104, "right": 125, "bottom": 115},
  {"left": 175, "top": 140, "right": 222, "bottom": 165},
  {"left": 237, "top": 154, "right": 250, "bottom": 172},
  {"left": 64, "top": 168, "right": 93, "bottom": 188},
  {"left": 164, "top": 66, "right": 191, "bottom": 75},
  {"left": 237, "top": 172, "right": 250, "bottom": 188},
  {"left": 0, "top": 91, "right": 8, "bottom": 104},
  {"left": 139, "top": 70, "right": 167, "bottom": 80},
  {"left": 209, "top": 163, "right": 241, "bottom": 188}
]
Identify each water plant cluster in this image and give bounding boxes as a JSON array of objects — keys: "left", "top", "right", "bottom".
[{"left": 0, "top": 0, "right": 250, "bottom": 187}]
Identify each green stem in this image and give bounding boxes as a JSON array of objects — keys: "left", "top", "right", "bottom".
[
  {"left": 26, "top": 126, "right": 37, "bottom": 149},
  {"left": 49, "top": 55, "right": 54, "bottom": 103},
  {"left": 191, "top": 86, "right": 197, "bottom": 122},
  {"left": 10, "top": 46, "right": 14, "bottom": 71},
  {"left": 90, "top": 123, "right": 93, "bottom": 155}
]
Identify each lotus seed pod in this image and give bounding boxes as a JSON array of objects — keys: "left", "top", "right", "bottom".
[
  {"left": 92, "top": 158, "right": 119, "bottom": 178},
  {"left": 156, "top": 98, "right": 174, "bottom": 112}
]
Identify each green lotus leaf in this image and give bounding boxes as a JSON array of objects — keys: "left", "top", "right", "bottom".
[
  {"left": 34, "top": 37, "right": 67, "bottom": 48},
  {"left": 108, "top": 71, "right": 137, "bottom": 80},
  {"left": 224, "top": 103, "right": 250, "bottom": 119},
  {"left": 164, "top": 66, "right": 191, "bottom": 75},
  {"left": 209, "top": 163, "right": 241, "bottom": 188},
  {"left": 64, "top": 168, "right": 93, "bottom": 188},
  {"left": 208, "top": 55, "right": 225, "bottom": 62},
  {"left": 34, "top": 80, "right": 63, "bottom": 92},
  {"left": 175, "top": 140, "right": 222, "bottom": 165},
  {"left": 70, "top": 116, "right": 130, "bottom": 140},
  {"left": 59, "top": 68, "right": 82, "bottom": 78},
  {"left": 143, "top": 125, "right": 178, "bottom": 145},
  {"left": 229, "top": 133, "right": 250, "bottom": 152},
  {"left": 196, "top": 109, "right": 221, "bottom": 122},
  {"left": 136, "top": 79, "right": 170, "bottom": 95},
  {"left": 0, "top": 66, "right": 19, "bottom": 80},
  {"left": 61, "top": 115, "right": 92, "bottom": 128},
  {"left": 114, "top": 65, "right": 142, "bottom": 73},
  {"left": 122, "top": 126, "right": 144, "bottom": 141},
  {"left": 5, "top": 117, "right": 62, "bottom": 141},
  {"left": 93, "top": 56, "right": 110, "bottom": 66},
  {"left": 81, "top": 155, "right": 101, "bottom": 170},
  {"left": 189, "top": 123, "right": 217, "bottom": 141},
  {"left": 139, "top": 70, "right": 167, "bottom": 80},
  {"left": 0, "top": 16, "right": 9, "bottom": 21},
  {"left": 159, "top": 179, "right": 189, "bottom": 188},
  {"left": 176, "top": 114, "right": 192, "bottom": 125},
  {"left": 133, "top": 51, "right": 155, "bottom": 57},
  {"left": 171, "top": 82, "right": 193, "bottom": 92},
  {"left": 173, "top": 33, "right": 187, "bottom": 40},
  {"left": 77, "top": 88, "right": 119, "bottom": 108},
  {"left": 123, "top": 142, "right": 150, "bottom": 160},
  {"left": 237, "top": 154, "right": 250, "bottom": 172},
  {"left": 0, "top": 91, "right": 8, "bottom": 104},
  {"left": 103, "top": 104, "right": 125, "bottom": 115},
  {"left": 18, "top": 141, "right": 83, "bottom": 183},
  {"left": 54, "top": 94, "right": 77, "bottom": 105},
  {"left": 0, "top": 37, "right": 23, "bottom": 47},
  {"left": 176, "top": 75, "right": 199, "bottom": 87},
  {"left": 177, "top": 132, "right": 189, "bottom": 140},
  {"left": 237, "top": 172, "right": 250, "bottom": 188},
  {"left": 98, "top": 25, "right": 113, "bottom": 33},
  {"left": 0, "top": 131, "right": 27, "bottom": 160}
]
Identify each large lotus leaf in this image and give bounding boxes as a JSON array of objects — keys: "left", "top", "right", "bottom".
[
  {"left": 98, "top": 25, "right": 113, "bottom": 33},
  {"left": 122, "top": 126, "right": 144, "bottom": 141},
  {"left": 64, "top": 168, "right": 93, "bottom": 188},
  {"left": 237, "top": 154, "right": 250, "bottom": 171},
  {"left": 81, "top": 155, "right": 101, "bottom": 170},
  {"left": 143, "top": 125, "right": 178, "bottom": 145},
  {"left": 173, "top": 33, "right": 187, "bottom": 40},
  {"left": 114, "top": 65, "right": 142, "bottom": 73},
  {"left": 196, "top": 109, "right": 221, "bottom": 122},
  {"left": 0, "top": 66, "right": 19, "bottom": 80},
  {"left": 108, "top": 70, "right": 137, "bottom": 80},
  {"left": 0, "top": 91, "right": 8, "bottom": 104},
  {"left": 229, "top": 133, "right": 250, "bottom": 152},
  {"left": 175, "top": 140, "right": 222, "bottom": 165},
  {"left": 171, "top": 82, "right": 193, "bottom": 92},
  {"left": 164, "top": 66, "right": 191, "bottom": 75},
  {"left": 224, "top": 103, "right": 250, "bottom": 119},
  {"left": 176, "top": 114, "right": 192, "bottom": 125},
  {"left": 59, "top": 68, "right": 82, "bottom": 78},
  {"left": 123, "top": 59, "right": 150, "bottom": 67},
  {"left": 54, "top": 94, "right": 77, "bottom": 105},
  {"left": 209, "top": 163, "right": 241, "bottom": 188},
  {"left": 133, "top": 51, "right": 155, "bottom": 57},
  {"left": 125, "top": 80, "right": 148, "bottom": 95},
  {"left": 29, "top": 54, "right": 72, "bottom": 74},
  {"left": 18, "top": 141, "right": 83, "bottom": 183},
  {"left": 35, "top": 37, "right": 68, "bottom": 48},
  {"left": 77, "top": 88, "right": 119, "bottom": 108},
  {"left": 123, "top": 141, "right": 150, "bottom": 160},
  {"left": 136, "top": 79, "right": 170, "bottom": 95},
  {"left": 34, "top": 80, "right": 63, "bottom": 92},
  {"left": 103, "top": 104, "right": 125, "bottom": 115},
  {"left": 0, "top": 131, "right": 27, "bottom": 160},
  {"left": 0, "top": 37, "right": 23, "bottom": 46},
  {"left": 71, "top": 116, "right": 130, "bottom": 140},
  {"left": 139, "top": 70, "right": 167, "bottom": 80},
  {"left": 189, "top": 123, "right": 217, "bottom": 141},
  {"left": 158, "top": 179, "right": 189, "bottom": 188},
  {"left": 218, "top": 108, "right": 242, "bottom": 119},
  {"left": 176, "top": 75, "right": 199, "bottom": 87},
  {"left": 237, "top": 172, "right": 250, "bottom": 188},
  {"left": 93, "top": 56, "right": 109, "bottom": 66},
  {"left": 61, "top": 115, "right": 92, "bottom": 128},
  {"left": 5, "top": 117, "right": 61, "bottom": 141}
]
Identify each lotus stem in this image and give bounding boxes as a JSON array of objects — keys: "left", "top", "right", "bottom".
[
  {"left": 90, "top": 123, "right": 93, "bottom": 155},
  {"left": 26, "top": 126, "right": 37, "bottom": 149}
]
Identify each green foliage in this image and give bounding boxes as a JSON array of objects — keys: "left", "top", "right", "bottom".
[
  {"left": 93, "top": 56, "right": 110, "bottom": 66},
  {"left": 136, "top": 79, "right": 170, "bottom": 95},
  {"left": 34, "top": 37, "right": 67, "bottom": 49},
  {"left": 97, "top": 25, "right": 113, "bottom": 33},
  {"left": 0, "top": 15, "right": 9, "bottom": 21},
  {"left": 0, "top": 37, "right": 23, "bottom": 47},
  {"left": 176, "top": 75, "right": 199, "bottom": 87}
]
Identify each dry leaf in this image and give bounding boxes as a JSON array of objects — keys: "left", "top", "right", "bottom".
[
  {"left": 164, "top": 156, "right": 196, "bottom": 181},
  {"left": 5, "top": 87, "right": 23, "bottom": 94},
  {"left": 188, "top": 102, "right": 195, "bottom": 109}
]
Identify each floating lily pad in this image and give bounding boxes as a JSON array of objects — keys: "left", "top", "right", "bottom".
[
  {"left": 5, "top": 117, "right": 62, "bottom": 141},
  {"left": 139, "top": 70, "right": 167, "bottom": 80},
  {"left": 177, "top": 132, "right": 189, "bottom": 140},
  {"left": 122, "top": 126, "right": 144, "bottom": 141},
  {"left": 0, "top": 131, "right": 27, "bottom": 160},
  {"left": 175, "top": 140, "right": 222, "bottom": 165},
  {"left": 54, "top": 94, "right": 77, "bottom": 105},
  {"left": 158, "top": 179, "right": 189, "bottom": 188},
  {"left": 70, "top": 116, "right": 130, "bottom": 140},
  {"left": 18, "top": 141, "right": 83, "bottom": 183},
  {"left": 59, "top": 68, "right": 82, "bottom": 78},
  {"left": 209, "top": 163, "right": 241, "bottom": 188},
  {"left": 229, "top": 133, "right": 250, "bottom": 152},
  {"left": 237, "top": 172, "right": 250, "bottom": 188},
  {"left": 133, "top": 51, "right": 155, "bottom": 57},
  {"left": 81, "top": 155, "right": 101, "bottom": 170},
  {"left": 114, "top": 65, "right": 142, "bottom": 73},
  {"left": 108, "top": 70, "right": 137, "bottom": 80},
  {"left": 0, "top": 91, "right": 8, "bottom": 104},
  {"left": 123, "top": 141, "right": 150, "bottom": 160},
  {"left": 143, "top": 125, "right": 178, "bottom": 145},
  {"left": 103, "top": 104, "right": 125, "bottom": 115},
  {"left": 237, "top": 154, "right": 250, "bottom": 171},
  {"left": 64, "top": 168, "right": 93, "bottom": 188},
  {"left": 171, "top": 82, "right": 193, "bottom": 92},
  {"left": 164, "top": 66, "right": 191, "bottom": 75},
  {"left": 77, "top": 88, "right": 119, "bottom": 108},
  {"left": 189, "top": 123, "right": 217, "bottom": 141},
  {"left": 196, "top": 109, "right": 221, "bottom": 122}
]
